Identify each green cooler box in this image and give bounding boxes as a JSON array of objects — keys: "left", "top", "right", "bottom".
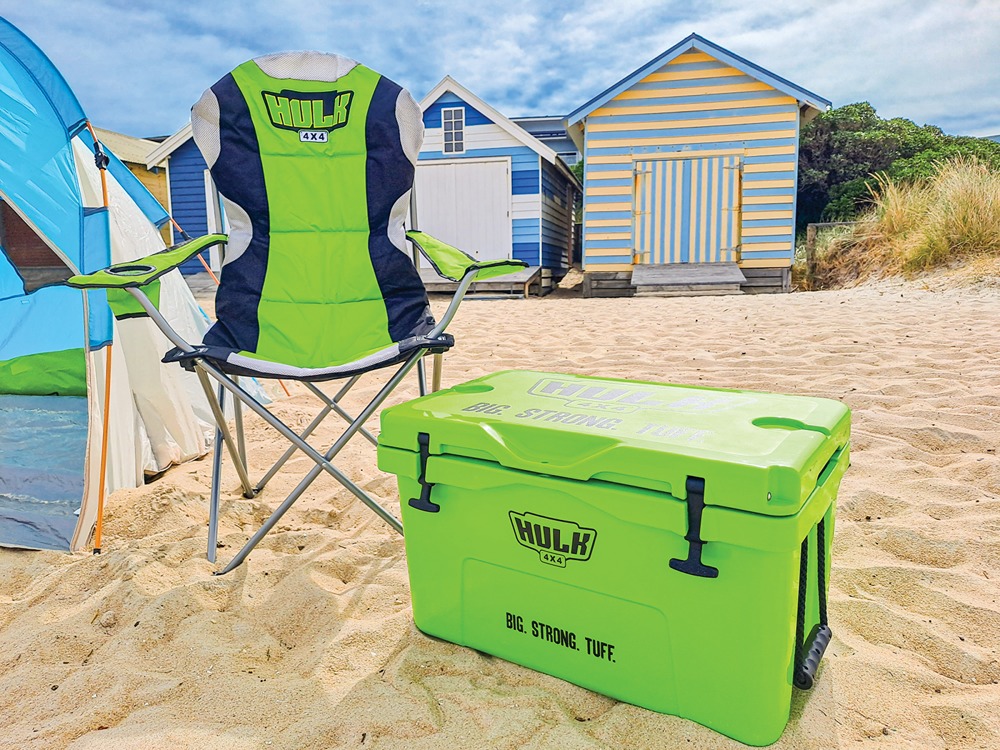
[{"left": 377, "top": 371, "right": 849, "bottom": 746}]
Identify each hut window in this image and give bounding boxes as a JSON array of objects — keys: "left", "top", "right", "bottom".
[{"left": 442, "top": 107, "right": 465, "bottom": 154}]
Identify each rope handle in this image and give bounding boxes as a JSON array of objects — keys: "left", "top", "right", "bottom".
[{"left": 793, "top": 515, "right": 831, "bottom": 689}]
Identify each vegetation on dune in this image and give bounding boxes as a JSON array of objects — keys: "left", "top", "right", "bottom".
[
  {"left": 792, "top": 103, "right": 1000, "bottom": 288},
  {"left": 797, "top": 157, "right": 1000, "bottom": 289},
  {"left": 796, "top": 102, "right": 1000, "bottom": 230}
]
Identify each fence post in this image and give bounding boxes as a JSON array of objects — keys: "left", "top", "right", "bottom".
[{"left": 805, "top": 224, "right": 817, "bottom": 288}]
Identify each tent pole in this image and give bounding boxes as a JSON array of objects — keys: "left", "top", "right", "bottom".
[
  {"left": 93, "top": 344, "right": 113, "bottom": 554},
  {"left": 86, "top": 119, "right": 112, "bottom": 555}
]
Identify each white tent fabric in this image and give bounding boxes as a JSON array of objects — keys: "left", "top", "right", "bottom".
[
  {"left": 0, "top": 17, "right": 222, "bottom": 553},
  {"left": 68, "top": 139, "right": 216, "bottom": 551}
]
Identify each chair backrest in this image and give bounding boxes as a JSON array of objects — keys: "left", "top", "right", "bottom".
[{"left": 191, "top": 52, "right": 432, "bottom": 368}]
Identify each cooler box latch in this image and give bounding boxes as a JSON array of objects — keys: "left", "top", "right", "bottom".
[
  {"left": 408, "top": 432, "right": 440, "bottom": 513},
  {"left": 669, "top": 476, "right": 719, "bottom": 579}
]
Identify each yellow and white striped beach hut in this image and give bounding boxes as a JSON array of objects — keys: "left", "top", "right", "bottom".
[{"left": 566, "top": 34, "right": 830, "bottom": 295}]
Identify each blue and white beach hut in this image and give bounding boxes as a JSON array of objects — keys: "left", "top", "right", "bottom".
[
  {"left": 416, "top": 77, "right": 581, "bottom": 292},
  {"left": 566, "top": 34, "right": 830, "bottom": 295}
]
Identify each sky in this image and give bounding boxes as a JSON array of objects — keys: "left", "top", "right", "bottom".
[{"left": 3, "top": 0, "right": 998, "bottom": 141}]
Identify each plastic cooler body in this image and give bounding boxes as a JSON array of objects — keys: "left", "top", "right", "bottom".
[{"left": 377, "top": 371, "right": 850, "bottom": 746}]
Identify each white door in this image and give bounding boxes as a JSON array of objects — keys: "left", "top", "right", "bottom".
[{"left": 413, "top": 159, "right": 512, "bottom": 265}]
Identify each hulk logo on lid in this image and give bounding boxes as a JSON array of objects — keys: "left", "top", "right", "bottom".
[{"left": 262, "top": 90, "right": 354, "bottom": 140}]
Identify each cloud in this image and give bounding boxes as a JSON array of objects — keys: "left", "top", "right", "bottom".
[{"left": 4, "top": 0, "right": 998, "bottom": 138}]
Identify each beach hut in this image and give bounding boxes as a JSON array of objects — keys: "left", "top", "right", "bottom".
[
  {"left": 511, "top": 115, "right": 582, "bottom": 166},
  {"left": 566, "top": 33, "right": 830, "bottom": 296},
  {"left": 416, "top": 77, "right": 581, "bottom": 294},
  {"left": 145, "top": 124, "right": 225, "bottom": 273}
]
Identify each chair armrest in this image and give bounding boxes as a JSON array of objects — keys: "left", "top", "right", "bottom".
[
  {"left": 65, "top": 234, "right": 227, "bottom": 289},
  {"left": 405, "top": 230, "right": 528, "bottom": 282}
]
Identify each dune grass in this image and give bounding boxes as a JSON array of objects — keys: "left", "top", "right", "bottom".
[{"left": 798, "top": 157, "right": 1000, "bottom": 288}]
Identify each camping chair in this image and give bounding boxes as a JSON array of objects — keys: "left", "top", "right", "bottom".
[{"left": 65, "top": 52, "right": 525, "bottom": 573}]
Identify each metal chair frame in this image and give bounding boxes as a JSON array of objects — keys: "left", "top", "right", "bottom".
[{"left": 125, "top": 270, "right": 477, "bottom": 574}]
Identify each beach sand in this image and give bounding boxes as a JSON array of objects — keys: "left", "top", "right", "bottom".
[{"left": 1, "top": 278, "right": 998, "bottom": 749}]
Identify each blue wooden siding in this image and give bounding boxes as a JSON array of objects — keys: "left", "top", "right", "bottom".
[
  {"left": 512, "top": 218, "right": 540, "bottom": 265},
  {"left": 540, "top": 159, "right": 573, "bottom": 271},
  {"left": 511, "top": 152, "right": 540, "bottom": 195},
  {"left": 422, "top": 92, "right": 491, "bottom": 129},
  {"left": 168, "top": 139, "right": 210, "bottom": 274},
  {"left": 581, "top": 49, "right": 801, "bottom": 270}
]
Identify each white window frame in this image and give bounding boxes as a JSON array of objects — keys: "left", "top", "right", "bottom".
[{"left": 441, "top": 107, "right": 465, "bottom": 154}]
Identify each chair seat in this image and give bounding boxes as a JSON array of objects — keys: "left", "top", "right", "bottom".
[{"left": 163, "top": 333, "right": 454, "bottom": 382}]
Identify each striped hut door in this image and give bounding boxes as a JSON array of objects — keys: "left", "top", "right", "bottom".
[{"left": 633, "top": 156, "right": 741, "bottom": 264}]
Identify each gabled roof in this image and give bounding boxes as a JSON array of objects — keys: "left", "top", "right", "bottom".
[
  {"left": 93, "top": 127, "right": 162, "bottom": 167},
  {"left": 566, "top": 33, "right": 831, "bottom": 127},
  {"left": 145, "top": 122, "right": 192, "bottom": 169},
  {"left": 421, "top": 76, "right": 580, "bottom": 186}
]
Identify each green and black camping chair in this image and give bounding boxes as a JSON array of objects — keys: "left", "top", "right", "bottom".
[{"left": 66, "top": 52, "right": 525, "bottom": 573}]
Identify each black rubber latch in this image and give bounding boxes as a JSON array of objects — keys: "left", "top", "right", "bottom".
[
  {"left": 669, "top": 476, "right": 719, "bottom": 578},
  {"left": 407, "top": 432, "right": 439, "bottom": 513}
]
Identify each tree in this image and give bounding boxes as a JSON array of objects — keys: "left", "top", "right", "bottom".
[{"left": 796, "top": 103, "right": 1000, "bottom": 229}]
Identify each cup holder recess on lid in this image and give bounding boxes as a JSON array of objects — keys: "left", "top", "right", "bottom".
[
  {"left": 107, "top": 263, "right": 156, "bottom": 277},
  {"left": 450, "top": 383, "right": 494, "bottom": 394}
]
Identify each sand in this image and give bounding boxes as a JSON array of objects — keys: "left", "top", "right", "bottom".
[{"left": 1, "top": 278, "right": 999, "bottom": 749}]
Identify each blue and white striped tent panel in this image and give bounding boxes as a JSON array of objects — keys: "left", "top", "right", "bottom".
[{"left": 633, "top": 155, "right": 739, "bottom": 264}]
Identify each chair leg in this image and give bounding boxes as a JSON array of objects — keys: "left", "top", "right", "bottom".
[
  {"left": 207, "top": 384, "right": 226, "bottom": 563},
  {"left": 416, "top": 356, "right": 427, "bottom": 397},
  {"left": 432, "top": 353, "right": 443, "bottom": 393},
  {"left": 255, "top": 400, "right": 335, "bottom": 494},
  {"left": 233, "top": 375, "right": 247, "bottom": 469},
  {"left": 195, "top": 366, "right": 255, "bottom": 499},
  {"left": 198, "top": 355, "right": 420, "bottom": 574}
]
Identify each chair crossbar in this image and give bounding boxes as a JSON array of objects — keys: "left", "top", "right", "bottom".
[
  {"left": 254, "top": 376, "right": 375, "bottom": 494},
  {"left": 196, "top": 353, "right": 420, "bottom": 574},
  {"left": 303, "top": 381, "right": 378, "bottom": 447}
]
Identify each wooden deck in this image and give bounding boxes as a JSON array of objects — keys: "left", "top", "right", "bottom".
[
  {"left": 631, "top": 262, "right": 747, "bottom": 297},
  {"left": 419, "top": 266, "right": 548, "bottom": 298}
]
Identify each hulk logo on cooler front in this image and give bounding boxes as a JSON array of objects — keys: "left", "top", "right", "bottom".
[{"left": 510, "top": 511, "right": 596, "bottom": 567}]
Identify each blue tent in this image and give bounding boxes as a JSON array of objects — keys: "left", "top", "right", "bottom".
[{"left": 0, "top": 19, "right": 212, "bottom": 552}]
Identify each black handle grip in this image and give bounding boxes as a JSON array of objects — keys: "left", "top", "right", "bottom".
[{"left": 794, "top": 624, "right": 832, "bottom": 690}]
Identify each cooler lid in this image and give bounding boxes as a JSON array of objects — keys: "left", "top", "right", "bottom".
[{"left": 379, "top": 371, "right": 850, "bottom": 516}]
